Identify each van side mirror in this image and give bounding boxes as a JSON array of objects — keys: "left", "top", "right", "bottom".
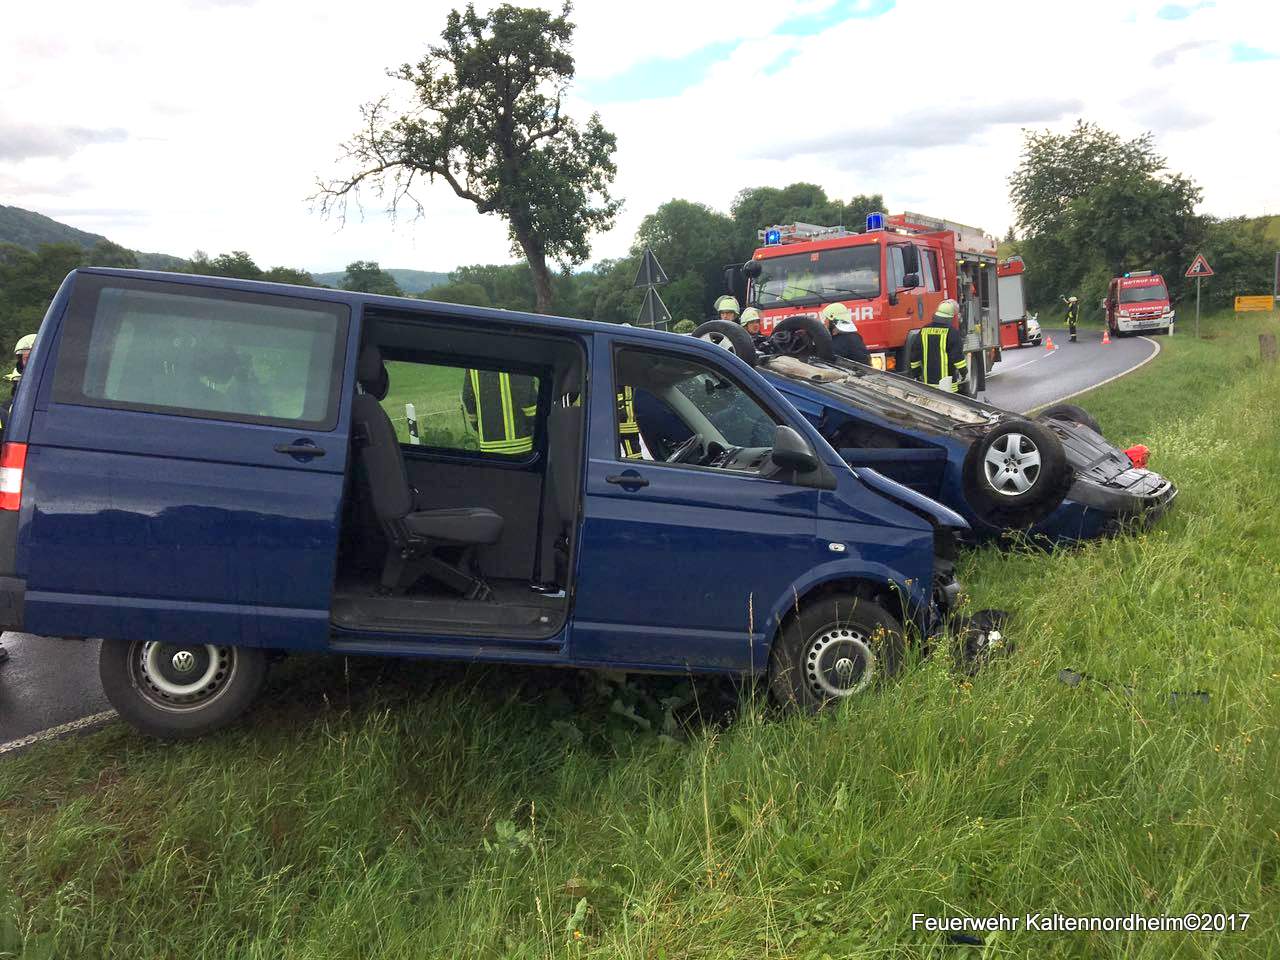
[
  {"left": 771, "top": 425, "right": 819, "bottom": 473},
  {"left": 722, "top": 264, "right": 746, "bottom": 306},
  {"left": 900, "top": 272, "right": 920, "bottom": 289},
  {"left": 743, "top": 259, "right": 763, "bottom": 279}
]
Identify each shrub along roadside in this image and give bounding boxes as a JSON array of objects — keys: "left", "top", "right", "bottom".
[{"left": 0, "top": 312, "right": 1277, "bottom": 958}]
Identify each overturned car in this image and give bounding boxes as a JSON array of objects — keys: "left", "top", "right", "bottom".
[{"left": 691, "top": 317, "right": 1176, "bottom": 543}]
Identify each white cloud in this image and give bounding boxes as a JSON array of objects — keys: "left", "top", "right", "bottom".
[{"left": 1, "top": 0, "right": 1277, "bottom": 275}]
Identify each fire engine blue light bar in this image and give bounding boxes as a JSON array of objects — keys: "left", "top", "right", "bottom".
[
  {"left": 764, "top": 228, "right": 781, "bottom": 245},
  {"left": 865, "top": 212, "right": 885, "bottom": 231}
]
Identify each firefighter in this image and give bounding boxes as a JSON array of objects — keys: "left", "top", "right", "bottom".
[
  {"left": 713, "top": 295, "right": 740, "bottom": 323},
  {"left": 908, "top": 299, "right": 967, "bottom": 391},
  {"left": 1061, "top": 295, "right": 1080, "bottom": 342},
  {"left": 617, "top": 385, "right": 643, "bottom": 459},
  {"left": 0, "top": 334, "right": 35, "bottom": 437},
  {"left": 461, "top": 369, "right": 539, "bottom": 455},
  {"left": 821, "top": 303, "right": 871, "bottom": 364},
  {"left": 0, "top": 333, "right": 33, "bottom": 664}
]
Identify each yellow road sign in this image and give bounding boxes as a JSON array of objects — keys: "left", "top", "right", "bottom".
[{"left": 1234, "top": 295, "right": 1275, "bottom": 312}]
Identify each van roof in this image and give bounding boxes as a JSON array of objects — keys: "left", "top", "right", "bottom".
[{"left": 73, "top": 267, "right": 686, "bottom": 346}]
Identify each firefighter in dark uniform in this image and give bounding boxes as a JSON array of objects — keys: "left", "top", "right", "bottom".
[
  {"left": 908, "top": 299, "right": 967, "bottom": 391},
  {"left": 0, "top": 333, "right": 35, "bottom": 664},
  {"left": 461, "top": 369, "right": 539, "bottom": 455},
  {"left": 1061, "top": 295, "right": 1080, "bottom": 342},
  {"left": 821, "top": 303, "right": 871, "bottom": 364}
]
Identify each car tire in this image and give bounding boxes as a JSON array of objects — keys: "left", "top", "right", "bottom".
[
  {"left": 961, "top": 418, "right": 1072, "bottom": 529},
  {"left": 99, "top": 639, "right": 268, "bottom": 740},
  {"left": 768, "top": 594, "right": 905, "bottom": 713},
  {"left": 771, "top": 315, "right": 835, "bottom": 361},
  {"left": 691, "top": 320, "right": 757, "bottom": 366},
  {"left": 1037, "top": 403, "right": 1102, "bottom": 435}
]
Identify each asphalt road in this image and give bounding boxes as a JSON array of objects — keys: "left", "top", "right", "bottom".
[
  {"left": 982, "top": 327, "right": 1159, "bottom": 413},
  {"left": 0, "top": 327, "right": 1162, "bottom": 751},
  {"left": 0, "top": 635, "right": 110, "bottom": 749}
]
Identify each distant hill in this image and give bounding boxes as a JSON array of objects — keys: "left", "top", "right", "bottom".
[
  {"left": 311, "top": 268, "right": 450, "bottom": 295},
  {"left": 0, "top": 203, "right": 105, "bottom": 249},
  {"left": 0, "top": 203, "right": 185, "bottom": 270}
]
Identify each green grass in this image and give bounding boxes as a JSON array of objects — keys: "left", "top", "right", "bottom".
[{"left": 2, "top": 312, "right": 1279, "bottom": 958}]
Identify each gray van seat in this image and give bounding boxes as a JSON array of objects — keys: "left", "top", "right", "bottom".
[{"left": 352, "top": 344, "right": 504, "bottom": 599}]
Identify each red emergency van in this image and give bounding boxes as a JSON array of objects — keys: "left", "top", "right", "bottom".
[{"left": 1104, "top": 271, "right": 1174, "bottom": 336}]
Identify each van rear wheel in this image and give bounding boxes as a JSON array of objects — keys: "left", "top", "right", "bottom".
[
  {"left": 99, "top": 639, "right": 268, "bottom": 740},
  {"left": 768, "top": 595, "right": 905, "bottom": 712}
]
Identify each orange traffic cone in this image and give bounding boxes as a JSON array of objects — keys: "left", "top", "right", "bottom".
[
  {"left": 1101, "top": 327, "right": 1111, "bottom": 345},
  {"left": 1045, "top": 335, "right": 1056, "bottom": 351}
]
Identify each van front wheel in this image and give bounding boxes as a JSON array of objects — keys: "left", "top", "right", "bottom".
[
  {"left": 99, "top": 639, "right": 268, "bottom": 740},
  {"left": 768, "top": 595, "right": 905, "bottom": 712}
]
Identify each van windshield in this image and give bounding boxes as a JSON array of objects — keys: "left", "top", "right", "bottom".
[
  {"left": 753, "top": 244, "right": 880, "bottom": 307},
  {"left": 1119, "top": 281, "right": 1167, "bottom": 303}
]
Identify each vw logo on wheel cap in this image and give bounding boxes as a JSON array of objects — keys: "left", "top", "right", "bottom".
[{"left": 171, "top": 649, "right": 197, "bottom": 674}]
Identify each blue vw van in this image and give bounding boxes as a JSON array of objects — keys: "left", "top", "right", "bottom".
[{"left": 0, "top": 270, "right": 967, "bottom": 738}]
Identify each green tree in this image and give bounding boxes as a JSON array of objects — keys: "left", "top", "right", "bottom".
[
  {"left": 0, "top": 243, "right": 84, "bottom": 355},
  {"left": 1198, "top": 217, "right": 1275, "bottom": 309},
  {"left": 631, "top": 200, "right": 738, "bottom": 322},
  {"left": 730, "top": 184, "right": 883, "bottom": 254},
  {"left": 188, "top": 250, "right": 265, "bottom": 280},
  {"left": 341, "top": 260, "right": 403, "bottom": 296},
  {"left": 86, "top": 239, "right": 139, "bottom": 269},
  {"left": 318, "top": 3, "right": 621, "bottom": 313},
  {"left": 425, "top": 280, "right": 492, "bottom": 306},
  {"left": 262, "top": 266, "right": 317, "bottom": 286},
  {"left": 1008, "top": 121, "right": 1204, "bottom": 307}
]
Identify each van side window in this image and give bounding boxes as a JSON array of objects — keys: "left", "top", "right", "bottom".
[
  {"left": 54, "top": 279, "right": 346, "bottom": 429},
  {"left": 920, "top": 249, "right": 939, "bottom": 291},
  {"left": 379, "top": 358, "right": 541, "bottom": 459},
  {"left": 614, "top": 347, "right": 779, "bottom": 469}
]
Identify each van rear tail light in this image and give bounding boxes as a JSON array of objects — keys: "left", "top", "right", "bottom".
[{"left": 0, "top": 443, "right": 27, "bottom": 511}]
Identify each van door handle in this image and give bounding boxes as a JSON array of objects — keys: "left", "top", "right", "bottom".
[
  {"left": 606, "top": 473, "right": 649, "bottom": 489},
  {"left": 274, "top": 442, "right": 326, "bottom": 458}
]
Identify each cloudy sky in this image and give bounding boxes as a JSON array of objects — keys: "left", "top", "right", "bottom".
[{"left": 2, "top": 0, "right": 1277, "bottom": 273}]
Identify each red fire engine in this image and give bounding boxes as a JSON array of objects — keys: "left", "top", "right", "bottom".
[{"left": 728, "top": 211, "right": 1003, "bottom": 395}]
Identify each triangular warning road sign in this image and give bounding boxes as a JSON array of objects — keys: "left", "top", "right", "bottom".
[
  {"left": 1185, "top": 254, "right": 1214, "bottom": 278},
  {"left": 633, "top": 247, "right": 669, "bottom": 288},
  {"left": 636, "top": 286, "right": 671, "bottom": 329}
]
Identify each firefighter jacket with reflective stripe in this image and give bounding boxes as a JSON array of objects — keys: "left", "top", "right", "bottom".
[
  {"left": 617, "top": 386, "right": 642, "bottom": 459},
  {"left": 908, "top": 320, "right": 967, "bottom": 391},
  {"left": 461, "top": 370, "right": 538, "bottom": 454},
  {"left": 1064, "top": 302, "right": 1079, "bottom": 326}
]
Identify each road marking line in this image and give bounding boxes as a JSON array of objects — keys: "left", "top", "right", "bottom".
[
  {"left": 1028, "top": 336, "right": 1162, "bottom": 412},
  {"left": 0, "top": 710, "right": 118, "bottom": 756},
  {"left": 987, "top": 348, "right": 1058, "bottom": 380}
]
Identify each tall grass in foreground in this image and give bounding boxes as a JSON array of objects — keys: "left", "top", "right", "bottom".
[{"left": 0, "top": 313, "right": 1278, "bottom": 959}]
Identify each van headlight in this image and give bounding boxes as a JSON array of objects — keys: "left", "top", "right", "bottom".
[{"left": 1118, "top": 311, "right": 1130, "bottom": 319}]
